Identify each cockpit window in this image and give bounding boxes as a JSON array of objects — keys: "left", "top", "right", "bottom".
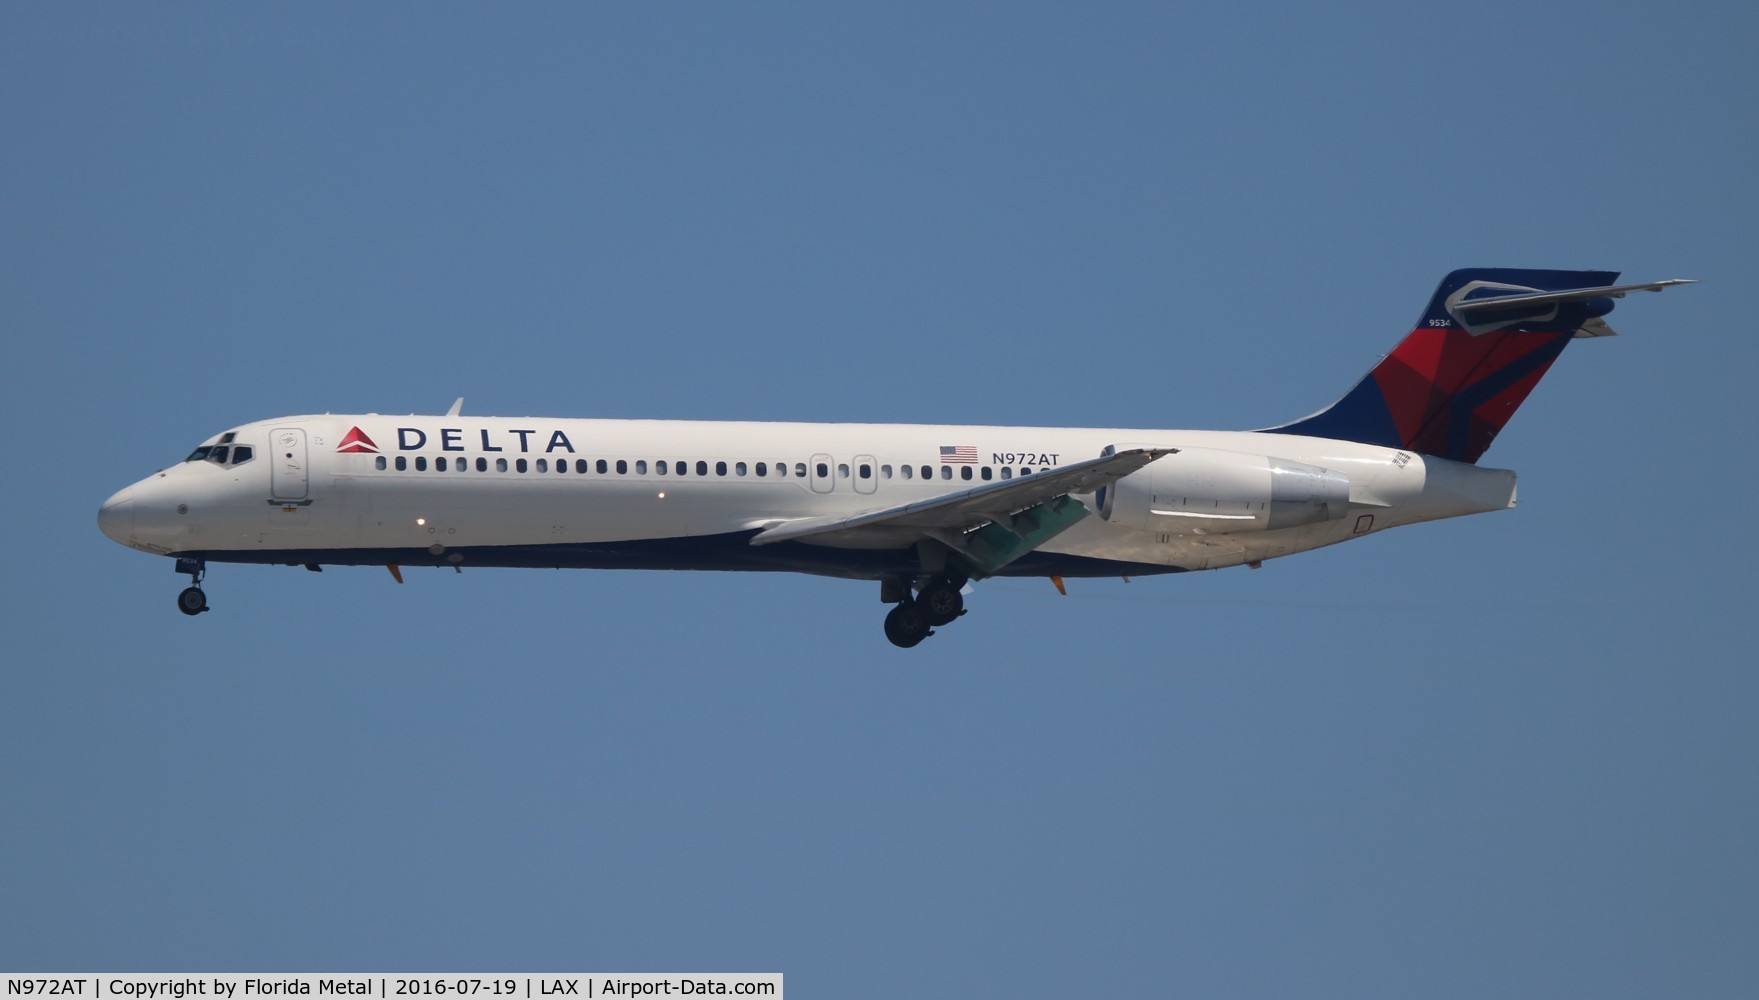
[{"left": 185, "top": 441, "right": 255, "bottom": 465}]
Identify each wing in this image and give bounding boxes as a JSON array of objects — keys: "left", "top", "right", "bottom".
[{"left": 749, "top": 448, "right": 1174, "bottom": 578}]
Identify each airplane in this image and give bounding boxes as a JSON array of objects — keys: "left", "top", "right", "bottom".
[{"left": 99, "top": 268, "right": 1690, "bottom": 647}]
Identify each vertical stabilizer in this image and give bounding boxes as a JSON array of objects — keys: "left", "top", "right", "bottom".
[{"left": 1266, "top": 268, "right": 1670, "bottom": 464}]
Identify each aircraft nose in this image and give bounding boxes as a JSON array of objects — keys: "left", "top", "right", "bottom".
[{"left": 99, "top": 487, "right": 135, "bottom": 545}]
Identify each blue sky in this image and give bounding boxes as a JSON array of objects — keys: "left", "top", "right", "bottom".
[{"left": 3, "top": 2, "right": 1755, "bottom": 995}]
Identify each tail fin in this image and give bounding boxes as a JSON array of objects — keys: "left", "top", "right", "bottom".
[{"left": 1266, "top": 268, "right": 1691, "bottom": 464}]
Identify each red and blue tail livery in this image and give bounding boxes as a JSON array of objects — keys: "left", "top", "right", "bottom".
[{"left": 1268, "top": 268, "right": 1691, "bottom": 464}]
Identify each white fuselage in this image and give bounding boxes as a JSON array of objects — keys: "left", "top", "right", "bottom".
[{"left": 98, "top": 414, "right": 1518, "bottom": 580}]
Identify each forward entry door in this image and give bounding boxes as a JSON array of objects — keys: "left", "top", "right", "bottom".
[{"left": 269, "top": 427, "right": 309, "bottom": 501}]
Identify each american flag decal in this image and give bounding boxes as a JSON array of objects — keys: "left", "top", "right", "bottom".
[{"left": 939, "top": 445, "right": 978, "bottom": 464}]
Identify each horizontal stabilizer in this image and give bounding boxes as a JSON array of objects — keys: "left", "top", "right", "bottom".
[
  {"left": 1451, "top": 278, "right": 1695, "bottom": 338},
  {"left": 1451, "top": 278, "right": 1695, "bottom": 313}
]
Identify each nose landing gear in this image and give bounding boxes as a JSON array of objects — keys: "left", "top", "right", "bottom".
[{"left": 175, "top": 557, "right": 209, "bottom": 616}]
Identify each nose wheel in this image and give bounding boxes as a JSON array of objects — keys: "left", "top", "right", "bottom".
[
  {"left": 175, "top": 557, "right": 210, "bottom": 616},
  {"left": 177, "top": 586, "right": 208, "bottom": 616}
]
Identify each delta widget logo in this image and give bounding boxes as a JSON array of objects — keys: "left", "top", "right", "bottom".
[{"left": 336, "top": 427, "right": 379, "bottom": 454}]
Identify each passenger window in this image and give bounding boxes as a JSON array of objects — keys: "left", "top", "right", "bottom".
[
  {"left": 795, "top": 462, "right": 807, "bottom": 477},
  {"left": 980, "top": 467, "right": 992, "bottom": 480},
  {"left": 415, "top": 456, "right": 428, "bottom": 471},
  {"left": 716, "top": 461, "right": 728, "bottom": 476},
  {"left": 816, "top": 462, "right": 829, "bottom": 479},
  {"left": 597, "top": 459, "right": 608, "bottom": 474},
  {"left": 616, "top": 459, "right": 628, "bottom": 474},
  {"left": 881, "top": 465, "right": 892, "bottom": 479},
  {"left": 736, "top": 462, "right": 747, "bottom": 476},
  {"left": 697, "top": 461, "right": 709, "bottom": 476},
  {"left": 859, "top": 464, "right": 872, "bottom": 479},
  {"left": 1001, "top": 467, "right": 1012, "bottom": 479},
  {"left": 516, "top": 459, "right": 528, "bottom": 473},
  {"left": 496, "top": 458, "right": 509, "bottom": 472},
  {"left": 396, "top": 456, "right": 408, "bottom": 471},
  {"left": 476, "top": 457, "right": 488, "bottom": 472},
  {"left": 838, "top": 463, "right": 849, "bottom": 478},
  {"left": 901, "top": 465, "right": 913, "bottom": 480},
  {"left": 436, "top": 457, "right": 448, "bottom": 472},
  {"left": 576, "top": 459, "right": 589, "bottom": 473},
  {"left": 1021, "top": 468, "right": 1033, "bottom": 476},
  {"left": 656, "top": 460, "right": 668, "bottom": 475},
  {"left": 940, "top": 466, "right": 951, "bottom": 480},
  {"left": 636, "top": 460, "right": 648, "bottom": 475},
  {"left": 756, "top": 462, "right": 767, "bottom": 477},
  {"left": 961, "top": 466, "right": 973, "bottom": 480},
  {"left": 921, "top": 466, "right": 933, "bottom": 480},
  {"left": 536, "top": 458, "right": 549, "bottom": 472},
  {"left": 375, "top": 456, "right": 387, "bottom": 471}
]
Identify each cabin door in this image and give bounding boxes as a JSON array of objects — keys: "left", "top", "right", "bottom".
[{"left": 270, "top": 427, "right": 309, "bottom": 501}]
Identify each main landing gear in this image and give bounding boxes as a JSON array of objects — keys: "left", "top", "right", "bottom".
[
  {"left": 175, "top": 557, "right": 209, "bottom": 616},
  {"left": 882, "top": 577, "right": 967, "bottom": 648}
]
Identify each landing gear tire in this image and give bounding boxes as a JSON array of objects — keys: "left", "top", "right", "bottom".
[
  {"left": 177, "top": 586, "right": 208, "bottom": 616},
  {"left": 918, "top": 582, "right": 965, "bottom": 627},
  {"left": 884, "top": 601, "right": 933, "bottom": 648}
]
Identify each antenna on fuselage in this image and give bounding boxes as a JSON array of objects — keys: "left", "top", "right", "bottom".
[{"left": 446, "top": 397, "right": 464, "bottom": 417}]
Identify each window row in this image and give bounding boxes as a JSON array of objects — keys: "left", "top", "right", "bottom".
[
  {"left": 375, "top": 456, "right": 806, "bottom": 476},
  {"left": 370, "top": 455, "right": 1044, "bottom": 481}
]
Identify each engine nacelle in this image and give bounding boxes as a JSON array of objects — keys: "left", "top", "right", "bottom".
[{"left": 1096, "top": 445, "right": 1350, "bottom": 535}]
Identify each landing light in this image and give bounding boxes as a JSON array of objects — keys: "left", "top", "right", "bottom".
[
  {"left": 657, "top": 492, "right": 666, "bottom": 499},
  {"left": 416, "top": 517, "right": 427, "bottom": 526}
]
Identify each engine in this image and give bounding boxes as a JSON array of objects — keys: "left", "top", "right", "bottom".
[{"left": 1096, "top": 444, "right": 1350, "bottom": 535}]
